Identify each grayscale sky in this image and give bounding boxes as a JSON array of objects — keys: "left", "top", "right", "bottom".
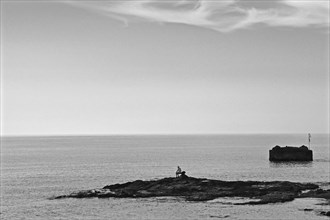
[{"left": 1, "top": 0, "right": 329, "bottom": 135}]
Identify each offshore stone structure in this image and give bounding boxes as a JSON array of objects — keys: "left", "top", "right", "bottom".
[{"left": 269, "top": 145, "right": 313, "bottom": 161}]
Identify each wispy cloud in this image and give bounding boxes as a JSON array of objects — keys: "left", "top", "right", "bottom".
[{"left": 69, "top": 0, "right": 330, "bottom": 32}]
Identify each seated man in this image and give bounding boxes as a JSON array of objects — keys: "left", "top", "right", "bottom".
[{"left": 176, "top": 166, "right": 182, "bottom": 177}]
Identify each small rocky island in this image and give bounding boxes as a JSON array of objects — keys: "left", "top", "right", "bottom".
[
  {"left": 53, "top": 174, "right": 329, "bottom": 206},
  {"left": 269, "top": 145, "right": 313, "bottom": 161}
]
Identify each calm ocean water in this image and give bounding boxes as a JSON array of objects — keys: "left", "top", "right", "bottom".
[{"left": 1, "top": 134, "right": 329, "bottom": 219}]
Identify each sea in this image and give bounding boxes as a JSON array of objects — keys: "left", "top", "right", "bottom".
[{"left": 1, "top": 134, "right": 329, "bottom": 220}]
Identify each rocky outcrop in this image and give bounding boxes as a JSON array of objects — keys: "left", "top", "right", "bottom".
[
  {"left": 269, "top": 145, "right": 313, "bottom": 161},
  {"left": 320, "top": 211, "right": 330, "bottom": 217},
  {"left": 53, "top": 175, "right": 327, "bottom": 204},
  {"left": 298, "top": 188, "right": 330, "bottom": 199}
]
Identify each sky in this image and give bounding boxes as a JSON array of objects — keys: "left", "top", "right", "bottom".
[{"left": 1, "top": 0, "right": 329, "bottom": 135}]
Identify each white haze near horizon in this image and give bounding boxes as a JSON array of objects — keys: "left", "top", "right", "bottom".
[{"left": 1, "top": 1, "right": 329, "bottom": 135}]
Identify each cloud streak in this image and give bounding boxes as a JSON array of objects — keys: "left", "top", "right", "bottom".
[{"left": 69, "top": 0, "right": 330, "bottom": 32}]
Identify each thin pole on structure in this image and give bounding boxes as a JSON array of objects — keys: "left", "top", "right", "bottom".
[{"left": 308, "top": 133, "right": 311, "bottom": 149}]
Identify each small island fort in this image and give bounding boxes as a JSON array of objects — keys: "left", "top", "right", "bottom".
[
  {"left": 269, "top": 145, "right": 313, "bottom": 161},
  {"left": 269, "top": 133, "right": 313, "bottom": 161}
]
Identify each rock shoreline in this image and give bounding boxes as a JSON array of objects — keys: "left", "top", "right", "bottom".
[{"left": 53, "top": 175, "right": 330, "bottom": 205}]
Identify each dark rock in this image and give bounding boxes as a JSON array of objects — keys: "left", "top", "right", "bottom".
[
  {"left": 299, "top": 189, "right": 330, "bottom": 199},
  {"left": 269, "top": 145, "right": 313, "bottom": 161},
  {"left": 53, "top": 176, "right": 321, "bottom": 204},
  {"left": 320, "top": 211, "right": 330, "bottom": 216},
  {"left": 210, "top": 215, "right": 230, "bottom": 218},
  {"left": 180, "top": 171, "right": 188, "bottom": 179}
]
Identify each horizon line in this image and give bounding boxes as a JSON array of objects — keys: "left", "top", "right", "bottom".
[{"left": 1, "top": 132, "right": 329, "bottom": 138}]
